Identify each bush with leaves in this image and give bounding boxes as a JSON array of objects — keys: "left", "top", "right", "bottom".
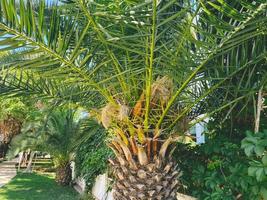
[
  {"left": 174, "top": 135, "right": 265, "bottom": 200},
  {"left": 241, "top": 130, "right": 267, "bottom": 198},
  {"left": 74, "top": 122, "right": 113, "bottom": 189}
]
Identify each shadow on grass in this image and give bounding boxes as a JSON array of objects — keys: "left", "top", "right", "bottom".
[{"left": 0, "top": 173, "right": 79, "bottom": 200}]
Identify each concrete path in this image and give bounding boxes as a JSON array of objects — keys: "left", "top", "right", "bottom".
[{"left": 0, "top": 158, "right": 17, "bottom": 187}]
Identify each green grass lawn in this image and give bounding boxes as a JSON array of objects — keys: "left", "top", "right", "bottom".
[{"left": 0, "top": 173, "right": 80, "bottom": 200}]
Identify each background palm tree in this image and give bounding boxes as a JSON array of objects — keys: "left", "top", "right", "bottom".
[
  {"left": 9, "top": 107, "right": 89, "bottom": 185},
  {"left": 0, "top": 0, "right": 266, "bottom": 199}
]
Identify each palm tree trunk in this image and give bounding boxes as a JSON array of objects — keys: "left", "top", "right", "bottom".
[
  {"left": 110, "top": 137, "right": 180, "bottom": 200},
  {"left": 112, "top": 160, "right": 179, "bottom": 200},
  {"left": 55, "top": 162, "right": 72, "bottom": 186}
]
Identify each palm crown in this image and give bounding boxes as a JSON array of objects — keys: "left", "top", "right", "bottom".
[
  {"left": 0, "top": 1, "right": 266, "bottom": 131},
  {"left": 0, "top": 0, "right": 266, "bottom": 198}
]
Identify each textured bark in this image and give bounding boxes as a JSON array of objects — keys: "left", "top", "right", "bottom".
[
  {"left": 55, "top": 162, "right": 72, "bottom": 186},
  {"left": 0, "top": 143, "right": 8, "bottom": 158},
  {"left": 0, "top": 116, "right": 22, "bottom": 144},
  {"left": 112, "top": 160, "right": 179, "bottom": 200},
  {"left": 0, "top": 116, "right": 22, "bottom": 158},
  {"left": 109, "top": 137, "right": 181, "bottom": 200}
]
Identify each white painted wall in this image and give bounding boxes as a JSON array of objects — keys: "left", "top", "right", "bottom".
[
  {"left": 91, "top": 173, "right": 113, "bottom": 200},
  {"left": 190, "top": 115, "right": 209, "bottom": 145},
  {"left": 195, "top": 122, "right": 205, "bottom": 144}
]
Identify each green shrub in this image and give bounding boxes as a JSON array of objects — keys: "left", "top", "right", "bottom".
[
  {"left": 241, "top": 130, "right": 267, "bottom": 198},
  {"left": 174, "top": 134, "right": 265, "bottom": 200},
  {"left": 75, "top": 124, "right": 113, "bottom": 189}
]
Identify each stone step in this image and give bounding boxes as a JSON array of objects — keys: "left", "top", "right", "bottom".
[{"left": 0, "top": 159, "right": 17, "bottom": 188}]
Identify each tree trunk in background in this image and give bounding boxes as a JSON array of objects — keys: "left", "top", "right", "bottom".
[
  {"left": 255, "top": 87, "right": 263, "bottom": 133},
  {"left": 0, "top": 116, "right": 22, "bottom": 158},
  {"left": 0, "top": 116, "right": 22, "bottom": 143},
  {"left": 25, "top": 151, "right": 36, "bottom": 173},
  {"left": 55, "top": 162, "right": 72, "bottom": 186},
  {"left": 18, "top": 152, "right": 24, "bottom": 171},
  {"left": 0, "top": 143, "right": 8, "bottom": 158}
]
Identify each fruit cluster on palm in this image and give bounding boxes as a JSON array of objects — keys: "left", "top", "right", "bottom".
[
  {"left": 95, "top": 76, "right": 183, "bottom": 199},
  {"left": 0, "top": 0, "right": 266, "bottom": 199}
]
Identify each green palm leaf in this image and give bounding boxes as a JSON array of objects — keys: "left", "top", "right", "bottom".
[{"left": 0, "top": 0, "right": 266, "bottom": 136}]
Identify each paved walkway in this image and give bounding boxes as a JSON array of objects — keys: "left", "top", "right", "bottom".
[{"left": 0, "top": 158, "right": 17, "bottom": 187}]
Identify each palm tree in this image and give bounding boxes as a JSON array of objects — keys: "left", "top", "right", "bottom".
[
  {"left": 0, "top": 0, "right": 266, "bottom": 198},
  {"left": 43, "top": 109, "right": 80, "bottom": 185},
  {"left": 9, "top": 108, "right": 86, "bottom": 185}
]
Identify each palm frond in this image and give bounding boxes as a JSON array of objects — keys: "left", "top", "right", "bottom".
[{"left": 0, "top": 0, "right": 266, "bottom": 138}]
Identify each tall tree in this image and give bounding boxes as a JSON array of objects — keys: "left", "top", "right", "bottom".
[{"left": 0, "top": 0, "right": 266, "bottom": 199}]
